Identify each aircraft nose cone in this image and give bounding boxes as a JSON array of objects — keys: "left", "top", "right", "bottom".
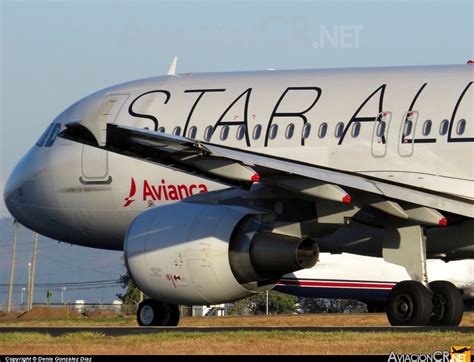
[
  {"left": 3, "top": 147, "right": 52, "bottom": 223},
  {"left": 3, "top": 181, "right": 16, "bottom": 213},
  {"left": 4, "top": 153, "right": 32, "bottom": 220},
  {"left": 3, "top": 145, "right": 85, "bottom": 243}
]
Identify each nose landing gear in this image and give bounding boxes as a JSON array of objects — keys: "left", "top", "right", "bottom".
[{"left": 137, "top": 299, "right": 180, "bottom": 326}]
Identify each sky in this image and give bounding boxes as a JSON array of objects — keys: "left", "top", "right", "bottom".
[
  {"left": 0, "top": 0, "right": 473, "bottom": 216},
  {"left": 0, "top": 0, "right": 472, "bottom": 306},
  {"left": 0, "top": 218, "right": 124, "bottom": 305}
]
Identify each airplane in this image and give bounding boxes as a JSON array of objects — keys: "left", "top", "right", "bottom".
[
  {"left": 3, "top": 58, "right": 473, "bottom": 327},
  {"left": 278, "top": 253, "right": 474, "bottom": 313},
  {"left": 451, "top": 347, "right": 471, "bottom": 354}
]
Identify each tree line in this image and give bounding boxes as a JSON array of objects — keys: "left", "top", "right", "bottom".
[{"left": 117, "top": 272, "right": 368, "bottom": 315}]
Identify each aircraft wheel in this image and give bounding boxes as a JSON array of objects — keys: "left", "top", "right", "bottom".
[
  {"left": 386, "top": 281, "right": 433, "bottom": 326},
  {"left": 137, "top": 299, "right": 162, "bottom": 326},
  {"left": 137, "top": 299, "right": 180, "bottom": 326},
  {"left": 161, "top": 303, "right": 180, "bottom": 326},
  {"left": 429, "top": 281, "right": 464, "bottom": 326}
]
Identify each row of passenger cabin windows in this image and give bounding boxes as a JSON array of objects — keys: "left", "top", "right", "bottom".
[
  {"left": 403, "top": 118, "right": 468, "bottom": 137},
  {"left": 160, "top": 122, "right": 347, "bottom": 141},
  {"left": 158, "top": 118, "right": 469, "bottom": 141}
]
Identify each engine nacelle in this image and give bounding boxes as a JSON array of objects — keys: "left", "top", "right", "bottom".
[{"left": 124, "top": 202, "right": 318, "bottom": 305}]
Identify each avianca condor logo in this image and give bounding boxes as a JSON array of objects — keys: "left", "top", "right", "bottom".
[{"left": 123, "top": 177, "right": 208, "bottom": 207}]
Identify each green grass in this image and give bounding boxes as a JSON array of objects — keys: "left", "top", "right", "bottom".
[
  {"left": 0, "top": 331, "right": 471, "bottom": 355},
  {"left": 0, "top": 317, "right": 135, "bottom": 327},
  {"left": 0, "top": 313, "right": 472, "bottom": 354}
]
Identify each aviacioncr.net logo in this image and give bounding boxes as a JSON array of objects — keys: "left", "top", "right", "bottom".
[{"left": 388, "top": 351, "right": 451, "bottom": 362}]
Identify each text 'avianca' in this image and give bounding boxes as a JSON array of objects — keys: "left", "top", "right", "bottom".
[{"left": 123, "top": 178, "right": 209, "bottom": 207}]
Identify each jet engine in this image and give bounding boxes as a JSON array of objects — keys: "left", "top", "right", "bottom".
[{"left": 124, "top": 202, "right": 319, "bottom": 305}]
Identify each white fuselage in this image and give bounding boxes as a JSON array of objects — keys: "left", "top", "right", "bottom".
[
  {"left": 280, "top": 253, "right": 474, "bottom": 302},
  {"left": 4, "top": 64, "right": 473, "bottom": 249}
]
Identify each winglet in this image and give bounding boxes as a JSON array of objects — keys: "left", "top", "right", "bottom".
[{"left": 167, "top": 56, "right": 178, "bottom": 75}]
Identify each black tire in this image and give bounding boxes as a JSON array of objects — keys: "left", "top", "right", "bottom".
[
  {"left": 429, "top": 281, "right": 464, "bottom": 326},
  {"left": 137, "top": 299, "right": 162, "bottom": 326},
  {"left": 164, "top": 304, "right": 180, "bottom": 326},
  {"left": 386, "top": 280, "right": 433, "bottom": 326}
]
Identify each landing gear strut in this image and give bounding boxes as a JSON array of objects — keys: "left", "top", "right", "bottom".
[
  {"left": 137, "top": 299, "right": 180, "bottom": 326},
  {"left": 383, "top": 224, "right": 464, "bottom": 326}
]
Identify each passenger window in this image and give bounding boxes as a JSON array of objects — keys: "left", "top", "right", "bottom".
[
  {"left": 158, "top": 127, "right": 165, "bottom": 133},
  {"left": 302, "top": 123, "right": 311, "bottom": 139},
  {"left": 204, "top": 126, "right": 213, "bottom": 141},
  {"left": 376, "top": 121, "right": 386, "bottom": 138},
  {"left": 236, "top": 125, "right": 246, "bottom": 140},
  {"left": 188, "top": 126, "right": 197, "bottom": 139},
  {"left": 422, "top": 120, "right": 432, "bottom": 136},
  {"left": 335, "top": 122, "right": 344, "bottom": 138},
  {"left": 439, "top": 119, "right": 449, "bottom": 136},
  {"left": 286, "top": 124, "right": 295, "bottom": 139},
  {"left": 456, "top": 119, "right": 466, "bottom": 135},
  {"left": 253, "top": 124, "right": 262, "bottom": 140},
  {"left": 318, "top": 123, "right": 328, "bottom": 138},
  {"left": 173, "top": 126, "right": 181, "bottom": 136},
  {"left": 403, "top": 120, "right": 413, "bottom": 137},
  {"left": 351, "top": 122, "right": 361, "bottom": 138},
  {"left": 220, "top": 126, "right": 229, "bottom": 140},
  {"left": 269, "top": 124, "right": 278, "bottom": 140}
]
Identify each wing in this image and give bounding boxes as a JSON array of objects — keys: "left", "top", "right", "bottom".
[{"left": 60, "top": 122, "right": 474, "bottom": 222}]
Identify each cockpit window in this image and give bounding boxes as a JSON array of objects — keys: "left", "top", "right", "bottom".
[
  {"left": 44, "top": 123, "right": 61, "bottom": 147},
  {"left": 37, "top": 123, "right": 61, "bottom": 147},
  {"left": 36, "top": 124, "right": 54, "bottom": 147}
]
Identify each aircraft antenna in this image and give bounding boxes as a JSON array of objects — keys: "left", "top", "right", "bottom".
[{"left": 167, "top": 56, "right": 178, "bottom": 75}]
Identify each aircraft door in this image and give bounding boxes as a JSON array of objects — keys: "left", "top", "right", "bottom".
[
  {"left": 398, "top": 111, "right": 418, "bottom": 157},
  {"left": 371, "top": 112, "right": 392, "bottom": 157},
  {"left": 80, "top": 94, "right": 129, "bottom": 184}
]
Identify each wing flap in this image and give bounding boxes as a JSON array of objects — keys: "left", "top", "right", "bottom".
[{"left": 202, "top": 143, "right": 473, "bottom": 218}]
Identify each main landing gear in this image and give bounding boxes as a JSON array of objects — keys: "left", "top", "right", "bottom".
[
  {"left": 137, "top": 299, "right": 180, "bottom": 326},
  {"left": 429, "top": 280, "right": 464, "bottom": 326},
  {"left": 386, "top": 280, "right": 464, "bottom": 326},
  {"left": 383, "top": 224, "right": 464, "bottom": 326}
]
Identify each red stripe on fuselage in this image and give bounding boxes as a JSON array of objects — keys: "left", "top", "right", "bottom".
[{"left": 277, "top": 279, "right": 396, "bottom": 289}]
